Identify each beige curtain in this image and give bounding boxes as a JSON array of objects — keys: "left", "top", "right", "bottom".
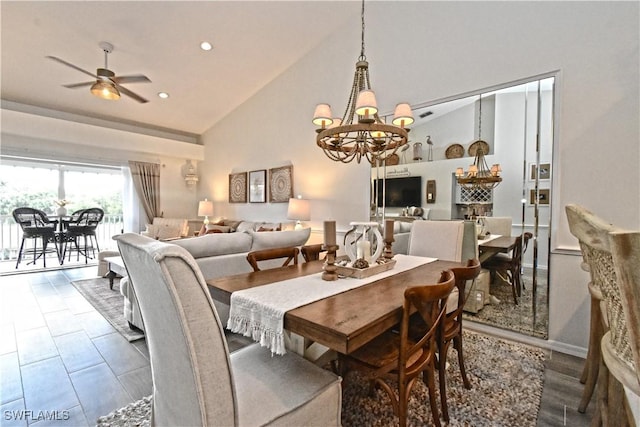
[{"left": 128, "top": 161, "right": 160, "bottom": 223}]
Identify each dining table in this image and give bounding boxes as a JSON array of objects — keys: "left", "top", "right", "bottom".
[
  {"left": 207, "top": 255, "right": 461, "bottom": 359},
  {"left": 477, "top": 234, "right": 518, "bottom": 263}
]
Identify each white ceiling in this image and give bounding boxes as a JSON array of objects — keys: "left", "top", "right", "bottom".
[{"left": 1, "top": 1, "right": 357, "bottom": 137}]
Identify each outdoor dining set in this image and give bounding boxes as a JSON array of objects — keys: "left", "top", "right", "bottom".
[{"left": 12, "top": 206, "right": 105, "bottom": 268}]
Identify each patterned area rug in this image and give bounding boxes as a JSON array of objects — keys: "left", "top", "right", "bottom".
[
  {"left": 71, "top": 277, "right": 144, "bottom": 342},
  {"left": 464, "top": 268, "right": 549, "bottom": 339},
  {"left": 96, "top": 330, "right": 545, "bottom": 426}
]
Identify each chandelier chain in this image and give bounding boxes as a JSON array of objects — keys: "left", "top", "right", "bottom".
[{"left": 359, "top": 0, "right": 366, "bottom": 61}]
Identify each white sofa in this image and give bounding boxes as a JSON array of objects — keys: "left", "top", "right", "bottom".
[{"left": 120, "top": 227, "right": 311, "bottom": 331}]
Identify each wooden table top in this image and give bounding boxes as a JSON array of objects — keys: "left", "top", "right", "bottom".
[
  {"left": 207, "top": 258, "right": 461, "bottom": 355},
  {"left": 478, "top": 235, "right": 518, "bottom": 251}
]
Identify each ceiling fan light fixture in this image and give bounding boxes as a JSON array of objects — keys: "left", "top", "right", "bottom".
[{"left": 91, "top": 80, "right": 120, "bottom": 100}]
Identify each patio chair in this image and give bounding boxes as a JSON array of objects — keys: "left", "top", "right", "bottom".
[
  {"left": 12, "top": 207, "right": 60, "bottom": 268},
  {"left": 115, "top": 233, "right": 342, "bottom": 426},
  {"left": 62, "top": 207, "right": 104, "bottom": 263}
]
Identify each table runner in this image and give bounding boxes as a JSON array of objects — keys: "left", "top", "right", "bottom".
[
  {"left": 478, "top": 234, "right": 503, "bottom": 244},
  {"left": 227, "top": 254, "right": 436, "bottom": 355}
]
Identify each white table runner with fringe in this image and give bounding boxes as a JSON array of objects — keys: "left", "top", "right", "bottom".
[{"left": 227, "top": 254, "right": 437, "bottom": 355}]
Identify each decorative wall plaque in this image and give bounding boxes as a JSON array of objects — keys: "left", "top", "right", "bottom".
[
  {"left": 229, "top": 172, "right": 247, "bottom": 203},
  {"left": 269, "top": 165, "right": 293, "bottom": 203}
]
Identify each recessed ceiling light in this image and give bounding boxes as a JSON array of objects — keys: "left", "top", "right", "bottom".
[
  {"left": 157, "top": 92, "right": 169, "bottom": 99},
  {"left": 200, "top": 41, "right": 213, "bottom": 51}
]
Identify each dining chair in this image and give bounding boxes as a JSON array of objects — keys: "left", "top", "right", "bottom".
[
  {"left": 246, "top": 246, "right": 299, "bottom": 272},
  {"left": 565, "top": 204, "right": 619, "bottom": 414},
  {"left": 301, "top": 243, "right": 326, "bottom": 262},
  {"left": 437, "top": 258, "right": 481, "bottom": 422},
  {"left": 481, "top": 232, "right": 532, "bottom": 304},
  {"left": 12, "top": 207, "right": 60, "bottom": 268},
  {"left": 408, "top": 220, "right": 465, "bottom": 262},
  {"left": 608, "top": 231, "right": 640, "bottom": 427},
  {"left": 480, "top": 216, "right": 512, "bottom": 237},
  {"left": 115, "top": 233, "right": 342, "bottom": 426},
  {"left": 62, "top": 207, "right": 104, "bottom": 263},
  {"left": 338, "top": 270, "right": 455, "bottom": 427}
]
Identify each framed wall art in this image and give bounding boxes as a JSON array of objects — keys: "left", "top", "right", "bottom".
[
  {"left": 248, "top": 169, "right": 267, "bottom": 203},
  {"left": 229, "top": 172, "right": 247, "bottom": 203},
  {"left": 529, "top": 163, "right": 551, "bottom": 181},
  {"left": 529, "top": 188, "right": 550, "bottom": 206},
  {"left": 269, "top": 165, "right": 293, "bottom": 203}
]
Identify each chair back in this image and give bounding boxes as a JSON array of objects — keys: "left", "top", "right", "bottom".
[
  {"left": 408, "top": 220, "right": 465, "bottom": 261},
  {"left": 400, "top": 270, "right": 455, "bottom": 371},
  {"left": 301, "top": 244, "right": 326, "bottom": 262},
  {"left": 512, "top": 232, "right": 533, "bottom": 266},
  {"left": 564, "top": 205, "right": 631, "bottom": 363},
  {"left": 481, "top": 216, "right": 512, "bottom": 236},
  {"left": 448, "top": 259, "right": 482, "bottom": 320},
  {"left": 12, "top": 207, "right": 56, "bottom": 233},
  {"left": 115, "top": 233, "right": 236, "bottom": 426},
  {"left": 609, "top": 231, "right": 640, "bottom": 388},
  {"left": 75, "top": 208, "right": 104, "bottom": 229},
  {"left": 246, "top": 246, "right": 299, "bottom": 272}
]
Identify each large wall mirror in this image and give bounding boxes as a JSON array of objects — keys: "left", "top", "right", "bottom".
[{"left": 372, "top": 74, "right": 555, "bottom": 339}]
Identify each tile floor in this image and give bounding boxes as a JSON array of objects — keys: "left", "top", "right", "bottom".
[{"left": 1, "top": 266, "right": 594, "bottom": 426}]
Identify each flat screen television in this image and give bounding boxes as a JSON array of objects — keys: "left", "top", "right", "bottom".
[{"left": 375, "top": 176, "right": 422, "bottom": 207}]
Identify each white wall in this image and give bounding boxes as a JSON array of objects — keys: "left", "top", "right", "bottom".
[{"left": 200, "top": 1, "right": 639, "bottom": 353}]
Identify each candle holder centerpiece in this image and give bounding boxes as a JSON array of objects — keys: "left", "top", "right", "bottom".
[{"left": 336, "top": 221, "right": 395, "bottom": 279}]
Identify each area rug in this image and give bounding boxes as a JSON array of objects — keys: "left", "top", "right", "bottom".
[
  {"left": 71, "top": 277, "right": 144, "bottom": 342},
  {"left": 463, "top": 268, "right": 549, "bottom": 339},
  {"left": 96, "top": 330, "right": 545, "bottom": 426}
]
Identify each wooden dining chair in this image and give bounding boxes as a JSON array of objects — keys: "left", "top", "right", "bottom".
[
  {"left": 338, "top": 270, "right": 455, "bottom": 427},
  {"left": 246, "top": 246, "right": 299, "bottom": 272},
  {"left": 437, "top": 258, "right": 481, "bottom": 422},
  {"left": 565, "top": 204, "right": 619, "bottom": 415},
  {"left": 608, "top": 231, "right": 640, "bottom": 427},
  {"left": 301, "top": 244, "right": 326, "bottom": 262},
  {"left": 481, "top": 232, "right": 532, "bottom": 304}
]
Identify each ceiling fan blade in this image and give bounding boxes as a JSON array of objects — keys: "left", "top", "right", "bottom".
[
  {"left": 117, "top": 85, "right": 148, "bottom": 103},
  {"left": 113, "top": 75, "right": 151, "bottom": 85},
  {"left": 63, "top": 82, "right": 94, "bottom": 89},
  {"left": 46, "top": 56, "right": 97, "bottom": 79}
]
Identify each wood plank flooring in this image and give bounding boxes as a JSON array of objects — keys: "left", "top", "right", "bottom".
[{"left": 0, "top": 265, "right": 595, "bottom": 426}]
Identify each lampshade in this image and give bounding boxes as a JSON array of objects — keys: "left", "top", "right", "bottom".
[
  {"left": 91, "top": 81, "right": 120, "bottom": 100},
  {"left": 198, "top": 199, "right": 214, "bottom": 217},
  {"left": 355, "top": 90, "right": 378, "bottom": 117},
  {"left": 287, "top": 197, "right": 310, "bottom": 221},
  {"left": 312, "top": 104, "right": 333, "bottom": 127},
  {"left": 391, "top": 103, "right": 414, "bottom": 127}
]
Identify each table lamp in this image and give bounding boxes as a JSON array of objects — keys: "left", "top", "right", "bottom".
[
  {"left": 287, "top": 196, "right": 310, "bottom": 230},
  {"left": 198, "top": 198, "right": 214, "bottom": 226}
]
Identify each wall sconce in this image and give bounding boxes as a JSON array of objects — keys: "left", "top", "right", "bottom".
[
  {"left": 184, "top": 160, "right": 199, "bottom": 187},
  {"left": 287, "top": 196, "right": 310, "bottom": 230},
  {"left": 198, "top": 198, "right": 214, "bottom": 225}
]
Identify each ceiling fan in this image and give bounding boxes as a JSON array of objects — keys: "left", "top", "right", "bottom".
[{"left": 47, "top": 41, "right": 151, "bottom": 103}]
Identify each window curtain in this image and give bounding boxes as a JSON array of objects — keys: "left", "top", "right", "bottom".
[
  {"left": 122, "top": 166, "right": 146, "bottom": 233},
  {"left": 128, "top": 161, "right": 160, "bottom": 223}
]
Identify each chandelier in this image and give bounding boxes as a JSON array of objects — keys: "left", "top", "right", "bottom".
[
  {"left": 455, "top": 95, "right": 502, "bottom": 190},
  {"left": 312, "top": 0, "right": 413, "bottom": 164}
]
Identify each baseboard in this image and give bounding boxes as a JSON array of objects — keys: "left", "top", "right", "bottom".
[{"left": 464, "top": 320, "right": 587, "bottom": 359}]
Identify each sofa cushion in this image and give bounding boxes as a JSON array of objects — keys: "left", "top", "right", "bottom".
[
  {"left": 221, "top": 219, "right": 242, "bottom": 231},
  {"left": 249, "top": 228, "right": 311, "bottom": 251},
  {"left": 173, "top": 232, "right": 252, "bottom": 258},
  {"left": 236, "top": 221, "right": 262, "bottom": 233}
]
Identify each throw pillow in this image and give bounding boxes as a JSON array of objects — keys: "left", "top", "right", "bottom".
[
  {"left": 261, "top": 222, "right": 282, "bottom": 231},
  {"left": 222, "top": 219, "right": 242, "bottom": 231},
  {"left": 157, "top": 225, "right": 183, "bottom": 240},
  {"left": 249, "top": 228, "right": 311, "bottom": 251},
  {"left": 145, "top": 224, "right": 160, "bottom": 239},
  {"left": 205, "top": 229, "right": 223, "bottom": 234},
  {"left": 205, "top": 225, "right": 232, "bottom": 233},
  {"left": 257, "top": 227, "right": 274, "bottom": 232}
]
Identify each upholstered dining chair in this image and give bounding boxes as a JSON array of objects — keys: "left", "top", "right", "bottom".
[
  {"left": 12, "top": 207, "right": 59, "bottom": 268},
  {"left": 565, "top": 204, "right": 619, "bottom": 414},
  {"left": 115, "top": 233, "right": 342, "bottom": 426},
  {"left": 246, "top": 246, "right": 300, "bottom": 272},
  {"left": 481, "top": 232, "right": 532, "bottom": 304},
  {"left": 338, "top": 270, "right": 455, "bottom": 427},
  {"left": 481, "top": 216, "right": 512, "bottom": 237},
  {"left": 408, "top": 220, "right": 465, "bottom": 262},
  {"left": 438, "top": 258, "right": 482, "bottom": 422},
  {"left": 301, "top": 243, "right": 327, "bottom": 262},
  {"left": 604, "top": 230, "right": 640, "bottom": 426}
]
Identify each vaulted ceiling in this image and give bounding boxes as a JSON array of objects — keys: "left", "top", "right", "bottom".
[{"left": 1, "top": 1, "right": 356, "bottom": 137}]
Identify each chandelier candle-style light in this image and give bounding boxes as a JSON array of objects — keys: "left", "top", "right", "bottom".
[
  {"left": 312, "top": 0, "right": 413, "bottom": 164},
  {"left": 455, "top": 95, "right": 502, "bottom": 190}
]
